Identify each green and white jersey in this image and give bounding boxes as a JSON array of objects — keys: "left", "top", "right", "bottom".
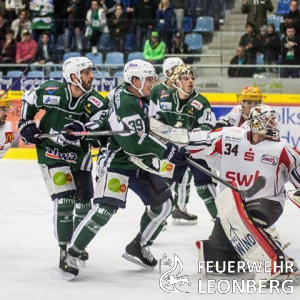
[
  {"left": 156, "top": 90, "right": 216, "bottom": 131},
  {"left": 104, "top": 83, "right": 167, "bottom": 170},
  {"left": 149, "top": 81, "right": 173, "bottom": 118},
  {"left": 20, "top": 80, "right": 109, "bottom": 171}
]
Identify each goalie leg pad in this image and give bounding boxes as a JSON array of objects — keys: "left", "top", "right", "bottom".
[{"left": 215, "top": 185, "right": 286, "bottom": 280}]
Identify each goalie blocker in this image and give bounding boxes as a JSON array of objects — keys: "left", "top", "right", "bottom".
[{"left": 196, "top": 184, "right": 299, "bottom": 284}]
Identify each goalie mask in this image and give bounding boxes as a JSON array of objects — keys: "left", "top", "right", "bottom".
[
  {"left": 171, "top": 65, "right": 195, "bottom": 96},
  {"left": 162, "top": 57, "right": 184, "bottom": 79},
  {"left": 0, "top": 90, "right": 13, "bottom": 113},
  {"left": 240, "top": 86, "right": 263, "bottom": 118},
  {"left": 123, "top": 59, "right": 157, "bottom": 97},
  {"left": 63, "top": 57, "right": 94, "bottom": 93},
  {"left": 249, "top": 104, "right": 280, "bottom": 141}
]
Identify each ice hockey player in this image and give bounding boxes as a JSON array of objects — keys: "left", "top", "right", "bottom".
[
  {"left": 188, "top": 104, "right": 300, "bottom": 283},
  {"left": 215, "top": 86, "right": 263, "bottom": 129},
  {"left": 18, "top": 57, "right": 109, "bottom": 274},
  {"left": 0, "top": 91, "right": 14, "bottom": 159},
  {"left": 155, "top": 64, "right": 218, "bottom": 224},
  {"left": 61, "top": 59, "right": 187, "bottom": 280}
]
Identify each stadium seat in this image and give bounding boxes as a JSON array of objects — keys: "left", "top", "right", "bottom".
[
  {"left": 63, "top": 52, "right": 81, "bottom": 62},
  {"left": 105, "top": 52, "right": 124, "bottom": 65},
  {"left": 183, "top": 17, "right": 193, "bottom": 33},
  {"left": 184, "top": 33, "right": 203, "bottom": 51},
  {"left": 7, "top": 70, "right": 23, "bottom": 77},
  {"left": 49, "top": 71, "right": 63, "bottom": 78},
  {"left": 193, "top": 16, "right": 214, "bottom": 33},
  {"left": 95, "top": 71, "right": 110, "bottom": 78},
  {"left": 27, "top": 71, "right": 44, "bottom": 78},
  {"left": 268, "top": 15, "right": 283, "bottom": 32},
  {"left": 114, "top": 71, "right": 123, "bottom": 78},
  {"left": 124, "top": 33, "right": 137, "bottom": 51},
  {"left": 256, "top": 53, "right": 264, "bottom": 66},
  {"left": 127, "top": 52, "right": 144, "bottom": 62},
  {"left": 98, "top": 33, "right": 111, "bottom": 50},
  {"left": 276, "top": 1, "right": 290, "bottom": 15},
  {"left": 85, "top": 52, "right": 103, "bottom": 65}
]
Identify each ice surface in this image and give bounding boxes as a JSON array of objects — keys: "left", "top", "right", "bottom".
[{"left": 0, "top": 160, "right": 299, "bottom": 300}]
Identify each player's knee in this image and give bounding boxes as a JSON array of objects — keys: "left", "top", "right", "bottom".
[
  {"left": 54, "top": 197, "right": 75, "bottom": 214},
  {"left": 196, "top": 183, "right": 216, "bottom": 203},
  {"left": 92, "top": 203, "right": 117, "bottom": 227},
  {"left": 75, "top": 201, "right": 92, "bottom": 220},
  {"left": 151, "top": 198, "right": 173, "bottom": 219}
]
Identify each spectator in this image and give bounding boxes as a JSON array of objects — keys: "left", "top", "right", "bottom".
[
  {"left": 10, "top": 9, "right": 31, "bottom": 42},
  {"left": 133, "top": 0, "right": 156, "bottom": 51},
  {"left": 62, "top": 0, "right": 87, "bottom": 53},
  {"left": 280, "top": 25, "right": 300, "bottom": 78},
  {"left": 228, "top": 45, "right": 253, "bottom": 78},
  {"left": 16, "top": 29, "right": 38, "bottom": 63},
  {"left": 171, "top": 31, "right": 192, "bottom": 64},
  {"left": 281, "top": 0, "right": 300, "bottom": 35},
  {"left": 85, "top": 0, "right": 108, "bottom": 54},
  {"left": 0, "top": 29, "right": 16, "bottom": 62},
  {"left": 156, "top": 0, "right": 176, "bottom": 52},
  {"left": 184, "top": 0, "right": 198, "bottom": 24},
  {"left": 36, "top": 31, "right": 57, "bottom": 64},
  {"left": 239, "top": 22, "right": 257, "bottom": 64},
  {"left": 170, "top": 0, "right": 184, "bottom": 32},
  {"left": 0, "top": 14, "right": 8, "bottom": 41},
  {"left": 108, "top": 4, "right": 129, "bottom": 51},
  {"left": 30, "top": 0, "right": 54, "bottom": 42},
  {"left": 5, "top": 0, "right": 26, "bottom": 24},
  {"left": 264, "top": 23, "right": 280, "bottom": 77},
  {"left": 201, "top": 0, "right": 223, "bottom": 29},
  {"left": 143, "top": 30, "right": 165, "bottom": 64},
  {"left": 105, "top": 0, "right": 120, "bottom": 18},
  {"left": 241, "top": 0, "right": 273, "bottom": 33},
  {"left": 256, "top": 24, "right": 267, "bottom": 55}
]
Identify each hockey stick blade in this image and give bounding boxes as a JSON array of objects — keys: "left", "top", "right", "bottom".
[{"left": 186, "top": 157, "right": 266, "bottom": 198}]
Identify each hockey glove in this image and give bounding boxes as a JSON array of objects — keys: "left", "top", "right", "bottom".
[
  {"left": 18, "top": 120, "right": 42, "bottom": 145},
  {"left": 214, "top": 119, "right": 231, "bottom": 129},
  {"left": 62, "top": 121, "right": 85, "bottom": 141},
  {"left": 163, "top": 143, "right": 187, "bottom": 166}
]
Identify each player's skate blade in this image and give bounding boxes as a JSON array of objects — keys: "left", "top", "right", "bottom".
[
  {"left": 122, "top": 252, "right": 155, "bottom": 270},
  {"left": 60, "top": 253, "right": 79, "bottom": 281},
  {"left": 172, "top": 208, "right": 197, "bottom": 225},
  {"left": 77, "top": 249, "right": 89, "bottom": 267}
]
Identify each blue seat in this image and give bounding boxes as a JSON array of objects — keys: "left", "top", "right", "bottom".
[
  {"left": 124, "top": 33, "right": 137, "bottom": 51},
  {"left": 85, "top": 52, "right": 103, "bottom": 65},
  {"left": 49, "top": 71, "right": 63, "bottom": 78},
  {"left": 256, "top": 53, "right": 264, "bottom": 65},
  {"left": 184, "top": 33, "right": 203, "bottom": 51},
  {"left": 276, "top": 1, "right": 290, "bottom": 15},
  {"left": 27, "top": 71, "right": 44, "bottom": 78},
  {"left": 98, "top": 33, "right": 111, "bottom": 50},
  {"left": 268, "top": 15, "right": 283, "bottom": 32},
  {"left": 63, "top": 52, "right": 81, "bottom": 62},
  {"left": 95, "top": 71, "right": 110, "bottom": 78},
  {"left": 114, "top": 71, "right": 123, "bottom": 78},
  {"left": 7, "top": 70, "right": 23, "bottom": 77},
  {"left": 183, "top": 17, "right": 193, "bottom": 33},
  {"left": 56, "top": 34, "right": 65, "bottom": 51},
  {"left": 127, "top": 52, "right": 144, "bottom": 62},
  {"left": 193, "top": 16, "right": 214, "bottom": 33},
  {"left": 105, "top": 52, "right": 124, "bottom": 65}
]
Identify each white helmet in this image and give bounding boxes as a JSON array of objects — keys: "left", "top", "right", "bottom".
[
  {"left": 249, "top": 104, "right": 280, "bottom": 141},
  {"left": 63, "top": 57, "right": 94, "bottom": 93},
  {"left": 123, "top": 59, "right": 157, "bottom": 97},
  {"left": 162, "top": 57, "right": 184, "bottom": 79}
]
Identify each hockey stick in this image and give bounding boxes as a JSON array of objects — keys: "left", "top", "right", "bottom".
[
  {"left": 287, "top": 190, "right": 300, "bottom": 208},
  {"left": 186, "top": 157, "right": 266, "bottom": 198},
  {"left": 0, "top": 61, "right": 32, "bottom": 100}
]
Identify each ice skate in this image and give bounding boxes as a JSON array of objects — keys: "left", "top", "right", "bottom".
[
  {"left": 60, "top": 252, "right": 79, "bottom": 281},
  {"left": 172, "top": 207, "right": 198, "bottom": 225},
  {"left": 77, "top": 249, "right": 89, "bottom": 267},
  {"left": 122, "top": 237, "right": 157, "bottom": 270}
]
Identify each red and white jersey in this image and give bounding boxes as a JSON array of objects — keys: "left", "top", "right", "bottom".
[
  {"left": 220, "top": 105, "right": 248, "bottom": 128},
  {"left": 188, "top": 127, "right": 300, "bottom": 206},
  {"left": 0, "top": 122, "right": 13, "bottom": 159}
]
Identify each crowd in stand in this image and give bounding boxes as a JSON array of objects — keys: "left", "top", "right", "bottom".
[
  {"left": 229, "top": 0, "right": 300, "bottom": 78},
  {"left": 0, "top": 0, "right": 225, "bottom": 70}
]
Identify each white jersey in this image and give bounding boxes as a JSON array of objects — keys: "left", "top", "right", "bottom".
[
  {"left": 220, "top": 105, "right": 247, "bottom": 127},
  {"left": 0, "top": 122, "right": 13, "bottom": 159},
  {"left": 188, "top": 127, "right": 300, "bottom": 206}
]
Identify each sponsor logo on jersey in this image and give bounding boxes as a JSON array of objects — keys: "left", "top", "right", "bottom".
[
  {"left": 136, "top": 98, "right": 143, "bottom": 108},
  {"left": 88, "top": 96, "right": 103, "bottom": 108},
  {"left": 107, "top": 178, "right": 127, "bottom": 193},
  {"left": 53, "top": 172, "right": 73, "bottom": 186},
  {"left": 261, "top": 155, "right": 278, "bottom": 165},
  {"left": 84, "top": 104, "right": 92, "bottom": 114},
  {"left": 43, "top": 95, "right": 60, "bottom": 105},
  {"left": 45, "top": 148, "right": 77, "bottom": 163},
  {"left": 191, "top": 100, "right": 203, "bottom": 110},
  {"left": 160, "top": 93, "right": 169, "bottom": 101},
  {"left": 45, "top": 85, "right": 59, "bottom": 95},
  {"left": 5, "top": 132, "right": 13, "bottom": 143},
  {"left": 225, "top": 170, "right": 260, "bottom": 187},
  {"left": 160, "top": 102, "right": 172, "bottom": 110}
]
